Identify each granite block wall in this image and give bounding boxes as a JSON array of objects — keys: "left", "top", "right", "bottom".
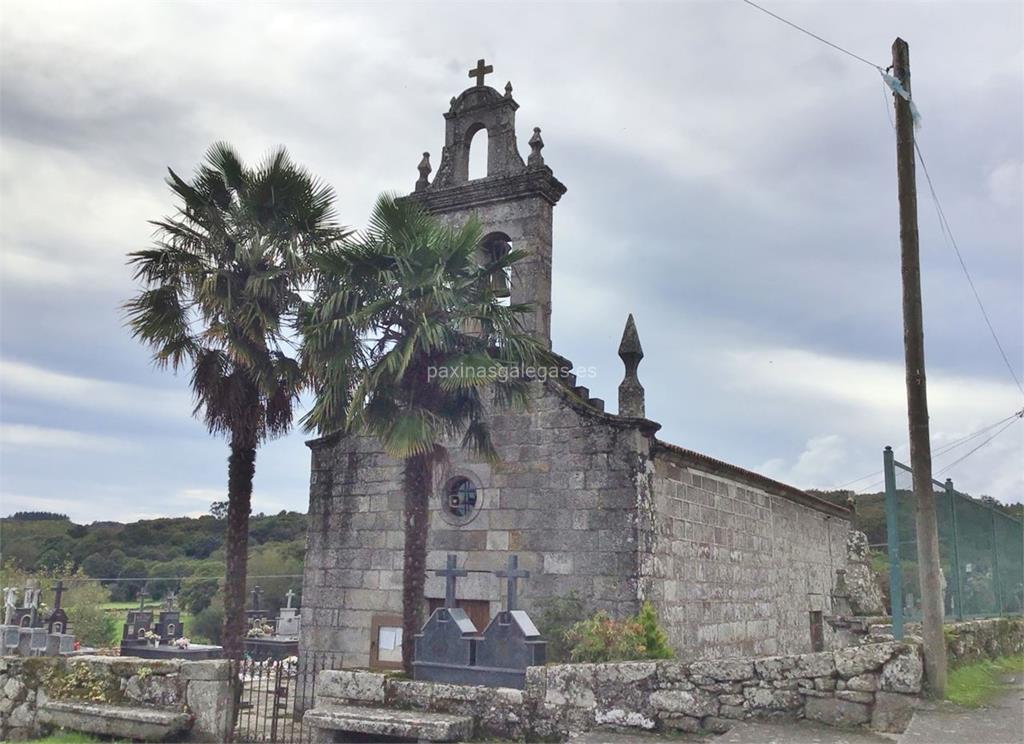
[
  {"left": 308, "top": 640, "right": 924, "bottom": 740},
  {"left": 0, "top": 656, "right": 233, "bottom": 742},
  {"left": 646, "top": 452, "right": 850, "bottom": 658}
]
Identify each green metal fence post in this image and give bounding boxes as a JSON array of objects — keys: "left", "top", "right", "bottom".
[
  {"left": 945, "top": 478, "right": 964, "bottom": 621},
  {"left": 884, "top": 446, "right": 904, "bottom": 639},
  {"left": 990, "top": 503, "right": 1004, "bottom": 616}
]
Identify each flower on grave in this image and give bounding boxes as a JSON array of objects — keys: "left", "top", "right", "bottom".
[
  {"left": 173, "top": 636, "right": 190, "bottom": 649},
  {"left": 246, "top": 623, "right": 273, "bottom": 638},
  {"left": 143, "top": 629, "right": 160, "bottom": 642}
]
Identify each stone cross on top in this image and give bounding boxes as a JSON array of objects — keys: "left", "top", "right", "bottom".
[
  {"left": 468, "top": 58, "right": 493, "bottom": 87},
  {"left": 495, "top": 555, "right": 529, "bottom": 613},
  {"left": 435, "top": 554, "right": 467, "bottom": 609},
  {"left": 137, "top": 586, "right": 149, "bottom": 610},
  {"left": 285, "top": 589, "right": 295, "bottom": 609},
  {"left": 250, "top": 585, "right": 263, "bottom": 611},
  {"left": 52, "top": 580, "right": 65, "bottom": 610}
]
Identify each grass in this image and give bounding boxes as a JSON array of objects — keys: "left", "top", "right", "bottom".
[
  {"left": 30, "top": 732, "right": 127, "bottom": 743},
  {"left": 946, "top": 654, "right": 1024, "bottom": 707}
]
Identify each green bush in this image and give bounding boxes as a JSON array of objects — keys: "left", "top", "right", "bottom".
[
  {"left": 534, "top": 591, "right": 588, "bottom": 662},
  {"left": 190, "top": 597, "right": 224, "bottom": 644},
  {"left": 66, "top": 583, "right": 118, "bottom": 647},
  {"left": 564, "top": 602, "right": 674, "bottom": 663},
  {"left": 565, "top": 611, "right": 646, "bottom": 663},
  {"left": 636, "top": 601, "right": 674, "bottom": 659}
]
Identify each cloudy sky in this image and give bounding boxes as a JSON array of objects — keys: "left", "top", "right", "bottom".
[{"left": 1, "top": 0, "right": 1021, "bottom": 523}]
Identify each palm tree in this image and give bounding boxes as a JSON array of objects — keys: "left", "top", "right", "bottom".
[
  {"left": 125, "top": 143, "right": 345, "bottom": 661},
  {"left": 303, "top": 194, "right": 551, "bottom": 673}
]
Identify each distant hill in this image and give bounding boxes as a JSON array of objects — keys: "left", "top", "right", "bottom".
[{"left": 0, "top": 509, "right": 308, "bottom": 610}]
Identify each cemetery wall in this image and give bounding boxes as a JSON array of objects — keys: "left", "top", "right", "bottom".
[
  {"left": 887, "top": 617, "right": 1024, "bottom": 665},
  {"left": 309, "top": 640, "right": 924, "bottom": 739},
  {"left": 0, "top": 655, "right": 233, "bottom": 742},
  {"left": 645, "top": 448, "right": 852, "bottom": 658}
]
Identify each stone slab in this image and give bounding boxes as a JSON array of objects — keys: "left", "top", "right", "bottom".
[
  {"left": 37, "top": 700, "right": 191, "bottom": 741},
  {"left": 304, "top": 704, "right": 472, "bottom": 742}
]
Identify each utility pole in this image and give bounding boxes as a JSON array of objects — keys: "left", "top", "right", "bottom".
[{"left": 892, "top": 37, "right": 946, "bottom": 697}]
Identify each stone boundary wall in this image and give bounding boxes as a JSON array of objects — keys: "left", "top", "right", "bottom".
[
  {"left": 0, "top": 655, "right": 233, "bottom": 742},
  {"left": 944, "top": 617, "right": 1024, "bottom": 664},
  {"left": 313, "top": 641, "right": 924, "bottom": 740}
]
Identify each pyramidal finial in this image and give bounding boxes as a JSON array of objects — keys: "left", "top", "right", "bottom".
[
  {"left": 416, "top": 152, "right": 432, "bottom": 191},
  {"left": 618, "top": 313, "right": 643, "bottom": 360},
  {"left": 504, "top": 80, "right": 513, "bottom": 97},
  {"left": 617, "top": 313, "right": 645, "bottom": 418}
]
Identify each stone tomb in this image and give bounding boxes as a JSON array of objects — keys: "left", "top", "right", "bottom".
[
  {"left": 413, "top": 554, "right": 546, "bottom": 689},
  {"left": 244, "top": 589, "right": 300, "bottom": 661},
  {"left": 45, "top": 581, "right": 69, "bottom": 636},
  {"left": 276, "top": 589, "right": 301, "bottom": 638},
  {"left": 120, "top": 609, "right": 153, "bottom": 652},
  {"left": 1, "top": 581, "right": 76, "bottom": 657}
]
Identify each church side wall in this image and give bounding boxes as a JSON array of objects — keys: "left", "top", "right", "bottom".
[{"left": 647, "top": 456, "right": 850, "bottom": 659}]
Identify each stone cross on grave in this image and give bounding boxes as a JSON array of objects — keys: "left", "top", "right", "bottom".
[
  {"left": 468, "top": 58, "right": 493, "bottom": 87},
  {"left": 285, "top": 589, "right": 295, "bottom": 609},
  {"left": 250, "top": 585, "right": 263, "bottom": 612},
  {"left": 435, "top": 554, "right": 467, "bottom": 609},
  {"left": 52, "top": 581, "right": 65, "bottom": 611},
  {"left": 495, "top": 555, "right": 529, "bottom": 613},
  {"left": 137, "top": 586, "right": 149, "bottom": 611}
]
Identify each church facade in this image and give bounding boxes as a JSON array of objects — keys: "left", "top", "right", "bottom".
[{"left": 298, "top": 63, "right": 852, "bottom": 676}]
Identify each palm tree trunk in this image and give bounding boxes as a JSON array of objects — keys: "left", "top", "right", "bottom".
[
  {"left": 401, "top": 452, "right": 432, "bottom": 674},
  {"left": 222, "top": 435, "right": 256, "bottom": 663}
]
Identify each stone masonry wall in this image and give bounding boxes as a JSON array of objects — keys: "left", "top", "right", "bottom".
[
  {"left": 309, "top": 640, "right": 924, "bottom": 740},
  {"left": 300, "top": 380, "right": 650, "bottom": 679},
  {"left": 0, "top": 655, "right": 233, "bottom": 742},
  {"left": 646, "top": 452, "right": 851, "bottom": 658}
]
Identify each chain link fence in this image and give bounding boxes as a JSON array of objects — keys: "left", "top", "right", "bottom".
[{"left": 882, "top": 446, "right": 1024, "bottom": 638}]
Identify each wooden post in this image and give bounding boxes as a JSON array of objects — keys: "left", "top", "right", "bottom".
[{"left": 892, "top": 37, "right": 946, "bottom": 697}]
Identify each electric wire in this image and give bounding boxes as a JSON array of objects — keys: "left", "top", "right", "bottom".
[
  {"left": 914, "top": 142, "right": 1024, "bottom": 398},
  {"left": 831, "top": 408, "right": 1023, "bottom": 490},
  {"left": 740, "top": 0, "right": 1024, "bottom": 400},
  {"left": 738, "top": 0, "right": 881, "bottom": 70},
  {"left": 935, "top": 413, "right": 1023, "bottom": 477}
]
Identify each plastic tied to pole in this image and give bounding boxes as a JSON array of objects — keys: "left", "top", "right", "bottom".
[{"left": 879, "top": 67, "right": 922, "bottom": 129}]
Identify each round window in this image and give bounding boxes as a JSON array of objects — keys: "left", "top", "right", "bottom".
[{"left": 445, "top": 478, "right": 478, "bottom": 519}]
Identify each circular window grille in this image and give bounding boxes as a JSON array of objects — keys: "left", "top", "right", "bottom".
[{"left": 446, "top": 478, "right": 477, "bottom": 518}]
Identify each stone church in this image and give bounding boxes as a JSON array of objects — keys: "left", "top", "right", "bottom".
[{"left": 299, "top": 61, "right": 853, "bottom": 677}]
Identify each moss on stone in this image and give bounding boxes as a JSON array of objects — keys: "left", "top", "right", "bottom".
[{"left": 42, "top": 661, "right": 124, "bottom": 705}]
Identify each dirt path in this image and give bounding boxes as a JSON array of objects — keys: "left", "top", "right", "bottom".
[{"left": 897, "top": 672, "right": 1024, "bottom": 744}]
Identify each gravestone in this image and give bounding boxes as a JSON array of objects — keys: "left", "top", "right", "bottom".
[
  {"left": 3, "top": 586, "right": 17, "bottom": 625},
  {"left": 2, "top": 624, "right": 21, "bottom": 654},
  {"left": 155, "top": 593, "right": 183, "bottom": 643},
  {"left": 45, "top": 633, "right": 75, "bottom": 656},
  {"left": 121, "top": 591, "right": 154, "bottom": 653},
  {"left": 46, "top": 580, "right": 69, "bottom": 635},
  {"left": 246, "top": 585, "right": 267, "bottom": 624},
  {"left": 12, "top": 580, "right": 42, "bottom": 628},
  {"left": 474, "top": 556, "right": 546, "bottom": 683},
  {"left": 276, "top": 589, "right": 300, "bottom": 637},
  {"left": 413, "top": 554, "right": 546, "bottom": 688}
]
